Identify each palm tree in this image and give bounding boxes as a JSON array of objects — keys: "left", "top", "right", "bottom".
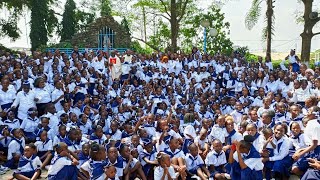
[{"left": 245, "top": 0, "right": 275, "bottom": 58}]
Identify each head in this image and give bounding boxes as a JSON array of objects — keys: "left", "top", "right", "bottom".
[
  {"left": 90, "top": 143, "right": 106, "bottom": 161},
  {"left": 82, "top": 143, "right": 90, "bottom": 156},
  {"left": 290, "top": 122, "right": 301, "bottom": 136},
  {"left": 274, "top": 124, "right": 285, "bottom": 140},
  {"left": 212, "top": 139, "right": 223, "bottom": 153},
  {"left": 237, "top": 135, "right": 254, "bottom": 154},
  {"left": 246, "top": 123, "right": 258, "bottom": 136},
  {"left": 107, "top": 147, "right": 118, "bottom": 162},
  {"left": 157, "top": 153, "right": 171, "bottom": 168},
  {"left": 105, "top": 165, "right": 117, "bottom": 179},
  {"left": 262, "top": 127, "right": 273, "bottom": 140},
  {"left": 24, "top": 143, "right": 37, "bottom": 158}
]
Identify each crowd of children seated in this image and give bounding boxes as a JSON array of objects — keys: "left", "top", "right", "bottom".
[{"left": 0, "top": 47, "right": 319, "bottom": 180}]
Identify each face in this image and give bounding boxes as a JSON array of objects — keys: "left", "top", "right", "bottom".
[
  {"left": 225, "top": 120, "right": 234, "bottom": 132},
  {"left": 120, "top": 146, "right": 130, "bottom": 159},
  {"left": 40, "top": 131, "right": 48, "bottom": 141},
  {"left": 274, "top": 125, "right": 284, "bottom": 139},
  {"left": 246, "top": 125, "right": 257, "bottom": 136},
  {"left": 291, "top": 123, "right": 301, "bottom": 136},
  {"left": 82, "top": 144, "right": 90, "bottom": 155},
  {"left": 105, "top": 166, "right": 116, "bottom": 178},
  {"left": 189, "top": 146, "right": 198, "bottom": 157},
  {"left": 249, "top": 110, "right": 258, "bottom": 121},
  {"left": 290, "top": 106, "right": 300, "bottom": 117},
  {"left": 59, "top": 126, "right": 67, "bottom": 136},
  {"left": 23, "top": 146, "right": 34, "bottom": 158},
  {"left": 108, "top": 148, "right": 118, "bottom": 161},
  {"left": 212, "top": 141, "right": 222, "bottom": 153}
]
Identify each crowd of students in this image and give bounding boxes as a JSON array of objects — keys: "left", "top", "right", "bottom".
[{"left": 0, "top": 46, "right": 319, "bottom": 180}]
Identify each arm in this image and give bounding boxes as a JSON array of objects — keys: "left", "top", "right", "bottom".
[
  {"left": 143, "top": 157, "right": 158, "bottom": 165},
  {"left": 123, "top": 155, "right": 133, "bottom": 175},
  {"left": 269, "top": 140, "right": 290, "bottom": 161},
  {"left": 293, "top": 140, "right": 318, "bottom": 161},
  {"left": 237, "top": 150, "right": 248, "bottom": 169}
]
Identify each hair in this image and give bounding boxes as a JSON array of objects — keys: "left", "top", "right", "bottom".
[
  {"left": 239, "top": 135, "right": 255, "bottom": 150},
  {"left": 26, "top": 143, "right": 37, "bottom": 150},
  {"left": 90, "top": 143, "right": 105, "bottom": 161},
  {"left": 261, "top": 127, "right": 273, "bottom": 136}
]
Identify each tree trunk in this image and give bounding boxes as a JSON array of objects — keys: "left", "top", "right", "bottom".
[
  {"left": 301, "top": 0, "right": 320, "bottom": 62},
  {"left": 142, "top": 6, "right": 147, "bottom": 43},
  {"left": 266, "top": 0, "right": 273, "bottom": 58},
  {"left": 170, "top": 0, "right": 178, "bottom": 52}
]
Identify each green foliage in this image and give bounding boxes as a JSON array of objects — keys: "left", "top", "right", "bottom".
[
  {"left": 180, "top": 5, "right": 234, "bottom": 55},
  {"left": 234, "top": 46, "right": 250, "bottom": 56},
  {"left": 148, "top": 20, "right": 171, "bottom": 51},
  {"left": 101, "top": 0, "right": 112, "bottom": 17},
  {"left": 245, "top": 0, "right": 263, "bottom": 30},
  {"left": 29, "top": 0, "right": 49, "bottom": 50},
  {"left": 130, "top": 40, "right": 153, "bottom": 54},
  {"left": 74, "top": 10, "right": 95, "bottom": 33},
  {"left": 60, "top": 0, "right": 76, "bottom": 42},
  {"left": 245, "top": 53, "right": 259, "bottom": 62},
  {"left": 121, "top": 17, "right": 131, "bottom": 37}
]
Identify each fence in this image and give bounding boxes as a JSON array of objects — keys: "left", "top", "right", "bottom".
[{"left": 45, "top": 48, "right": 128, "bottom": 56}]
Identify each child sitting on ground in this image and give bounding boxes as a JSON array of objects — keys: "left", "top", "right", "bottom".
[
  {"left": 154, "top": 152, "right": 177, "bottom": 180},
  {"left": 185, "top": 143, "right": 210, "bottom": 180}
]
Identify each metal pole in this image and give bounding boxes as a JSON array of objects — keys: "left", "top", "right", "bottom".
[{"left": 203, "top": 27, "right": 207, "bottom": 53}]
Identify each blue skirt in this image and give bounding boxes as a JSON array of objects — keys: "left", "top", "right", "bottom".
[
  {"left": 48, "top": 165, "right": 78, "bottom": 180},
  {"left": 271, "top": 155, "right": 293, "bottom": 176},
  {"left": 301, "top": 169, "right": 320, "bottom": 180},
  {"left": 230, "top": 162, "right": 263, "bottom": 180},
  {"left": 293, "top": 145, "right": 320, "bottom": 172},
  {"left": 13, "top": 170, "right": 36, "bottom": 178},
  {"left": 292, "top": 62, "right": 300, "bottom": 72},
  {"left": 210, "top": 166, "right": 226, "bottom": 177}
]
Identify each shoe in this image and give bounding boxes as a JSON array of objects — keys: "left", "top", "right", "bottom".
[{"left": 0, "top": 165, "right": 9, "bottom": 171}]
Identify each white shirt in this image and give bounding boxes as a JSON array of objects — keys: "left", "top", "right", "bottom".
[
  {"left": 21, "top": 117, "right": 40, "bottom": 133},
  {"left": 8, "top": 138, "right": 26, "bottom": 160},
  {"left": 35, "top": 139, "right": 53, "bottom": 152},
  {"left": 185, "top": 153, "right": 204, "bottom": 171},
  {"left": 304, "top": 119, "right": 320, "bottom": 146},
  {"left": 51, "top": 89, "right": 64, "bottom": 112},
  {"left": 81, "top": 160, "right": 106, "bottom": 180},
  {"left": 0, "top": 88, "right": 16, "bottom": 105},
  {"left": 17, "top": 155, "right": 42, "bottom": 173},
  {"left": 154, "top": 166, "right": 176, "bottom": 180},
  {"left": 3, "top": 119, "right": 20, "bottom": 130},
  {"left": 209, "top": 125, "right": 228, "bottom": 143},
  {"left": 269, "top": 136, "right": 291, "bottom": 161},
  {"left": 11, "top": 90, "right": 36, "bottom": 120},
  {"left": 232, "top": 150, "right": 264, "bottom": 171},
  {"left": 48, "top": 155, "right": 72, "bottom": 175},
  {"left": 34, "top": 88, "right": 52, "bottom": 103},
  {"left": 205, "top": 150, "right": 227, "bottom": 167}
]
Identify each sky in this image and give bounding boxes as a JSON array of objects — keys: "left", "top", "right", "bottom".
[{"left": 1, "top": 0, "right": 320, "bottom": 53}]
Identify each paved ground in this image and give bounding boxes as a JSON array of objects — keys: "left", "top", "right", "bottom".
[{"left": 1, "top": 169, "right": 48, "bottom": 180}]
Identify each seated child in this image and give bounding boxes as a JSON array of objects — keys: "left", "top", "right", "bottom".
[
  {"left": 0, "top": 126, "right": 11, "bottom": 160},
  {"left": 90, "top": 126, "right": 107, "bottom": 145},
  {"left": 139, "top": 138, "right": 157, "bottom": 178},
  {"left": 185, "top": 143, "right": 210, "bottom": 179},
  {"left": 12, "top": 143, "right": 42, "bottom": 180},
  {"left": 34, "top": 130, "right": 53, "bottom": 169},
  {"left": 105, "top": 165, "right": 119, "bottom": 180},
  {"left": 78, "top": 143, "right": 90, "bottom": 168},
  {"left": 80, "top": 143, "right": 107, "bottom": 180},
  {"left": 154, "top": 153, "right": 177, "bottom": 180},
  {"left": 105, "top": 147, "right": 125, "bottom": 179},
  {"left": 53, "top": 125, "right": 68, "bottom": 147},
  {"left": 205, "top": 139, "right": 228, "bottom": 180},
  {"left": 0, "top": 128, "right": 25, "bottom": 171},
  {"left": 194, "top": 129, "right": 210, "bottom": 159},
  {"left": 229, "top": 135, "right": 264, "bottom": 180},
  {"left": 47, "top": 142, "right": 79, "bottom": 180},
  {"left": 120, "top": 144, "right": 147, "bottom": 180}
]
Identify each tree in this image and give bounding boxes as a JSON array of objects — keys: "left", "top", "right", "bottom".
[
  {"left": 181, "top": 5, "right": 233, "bottom": 55},
  {"left": 121, "top": 17, "right": 131, "bottom": 37},
  {"left": 29, "top": 0, "right": 58, "bottom": 50},
  {"left": 101, "top": 0, "right": 112, "bottom": 16},
  {"left": 60, "top": 0, "right": 76, "bottom": 42},
  {"left": 245, "top": 0, "right": 275, "bottom": 58},
  {"left": 0, "top": 1, "right": 30, "bottom": 40},
  {"left": 300, "top": 0, "right": 320, "bottom": 61}
]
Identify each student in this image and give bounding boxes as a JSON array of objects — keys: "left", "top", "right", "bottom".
[
  {"left": 262, "top": 124, "right": 292, "bottom": 180},
  {"left": 65, "top": 128, "right": 81, "bottom": 153},
  {"left": 34, "top": 117, "right": 55, "bottom": 142},
  {"left": 106, "top": 120, "right": 122, "bottom": 142},
  {"left": 53, "top": 125, "right": 68, "bottom": 147},
  {"left": 185, "top": 143, "right": 210, "bottom": 180},
  {"left": 0, "top": 126, "right": 11, "bottom": 158},
  {"left": 3, "top": 110, "right": 20, "bottom": 130},
  {"left": 205, "top": 139, "right": 228, "bottom": 180},
  {"left": 119, "top": 144, "right": 147, "bottom": 180},
  {"left": 209, "top": 115, "right": 228, "bottom": 144},
  {"left": 139, "top": 138, "right": 158, "bottom": 178},
  {"left": 80, "top": 143, "right": 107, "bottom": 180},
  {"left": 246, "top": 123, "right": 264, "bottom": 152},
  {"left": 228, "top": 135, "right": 264, "bottom": 180},
  {"left": 223, "top": 118, "right": 243, "bottom": 155},
  {"left": 104, "top": 165, "right": 119, "bottom": 180},
  {"left": 274, "top": 102, "right": 289, "bottom": 124},
  {"left": 105, "top": 147, "right": 125, "bottom": 179},
  {"left": 291, "top": 106, "right": 320, "bottom": 176},
  {"left": 12, "top": 143, "right": 42, "bottom": 180},
  {"left": 163, "top": 136, "right": 187, "bottom": 179},
  {"left": 20, "top": 107, "right": 39, "bottom": 143},
  {"left": 0, "top": 128, "right": 25, "bottom": 172},
  {"left": 34, "top": 130, "right": 53, "bottom": 169},
  {"left": 78, "top": 143, "right": 90, "bottom": 168},
  {"left": 194, "top": 129, "right": 210, "bottom": 159},
  {"left": 90, "top": 126, "right": 107, "bottom": 145},
  {"left": 154, "top": 153, "right": 177, "bottom": 180},
  {"left": 47, "top": 142, "right": 79, "bottom": 180}
]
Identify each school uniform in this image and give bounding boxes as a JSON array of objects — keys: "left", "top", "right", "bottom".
[
  {"left": 47, "top": 155, "right": 78, "bottom": 180},
  {"left": 51, "top": 88, "right": 64, "bottom": 112},
  {"left": 154, "top": 165, "right": 176, "bottom": 180},
  {"left": 301, "top": 169, "right": 320, "bottom": 180},
  {"left": 225, "top": 129, "right": 243, "bottom": 146},
  {"left": 34, "top": 88, "right": 52, "bottom": 116},
  {"left": 205, "top": 150, "right": 227, "bottom": 177},
  {"left": 182, "top": 123, "right": 196, "bottom": 153},
  {"left": 105, "top": 156, "right": 125, "bottom": 178},
  {"left": 252, "top": 133, "right": 265, "bottom": 152},
  {"left": 185, "top": 153, "right": 204, "bottom": 174},
  {"left": 21, "top": 116, "right": 40, "bottom": 139},
  {"left": 53, "top": 135, "right": 67, "bottom": 147},
  {"left": 266, "top": 136, "right": 292, "bottom": 177},
  {"left": 78, "top": 121, "right": 92, "bottom": 135},
  {"left": 3, "top": 119, "right": 20, "bottom": 130},
  {"left": 5, "top": 137, "right": 25, "bottom": 169},
  {"left": 293, "top": 119, "right": 320, "bottom": 172},
  {"left": 194, "top": 136, "right": 209, "bottom": 150},
  {"left": 13, "top": 155, "right": 42, "bottom": 178},
  {"left": 77, "top": 151, "right": 90, "bottom": 168},
  {"left": 163, "top": 147, "right": 185, "bottom": 159},
  {"left": 140, "top": 148, "right": 157, "bottom": 175},
  {"left": 0, "top": 88, "right": 16, "bottom": 110},
  {"left": 274, "top": 112, "right": 289, "bottom": 124},
  {"left": 80, "top": 160, "right": 107, "bottom": 180},
  {"left": 208, "top": 125, "right": 227, "bottom": 144},
  {"left": 11, "top": 90, "right": 36, "bottom": 120},
  {"left": 230, "top": 110, "right": 245, "bottom": 125},
  {"left": 106, "top": 129, "right": 122, "bottom": 141},
  {"left": 231, "top": 146, "right": 264, "bottom": 180},
  {"left": 35, "top": 139, "right": 53, "bottom": 158},
  {"left": 90, "top": 134, "right": 107, "bottom": 145}
]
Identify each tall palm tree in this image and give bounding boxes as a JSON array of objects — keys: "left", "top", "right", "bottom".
[{"left": 245, "top": 0, "right": 275, "bottom": 58}]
